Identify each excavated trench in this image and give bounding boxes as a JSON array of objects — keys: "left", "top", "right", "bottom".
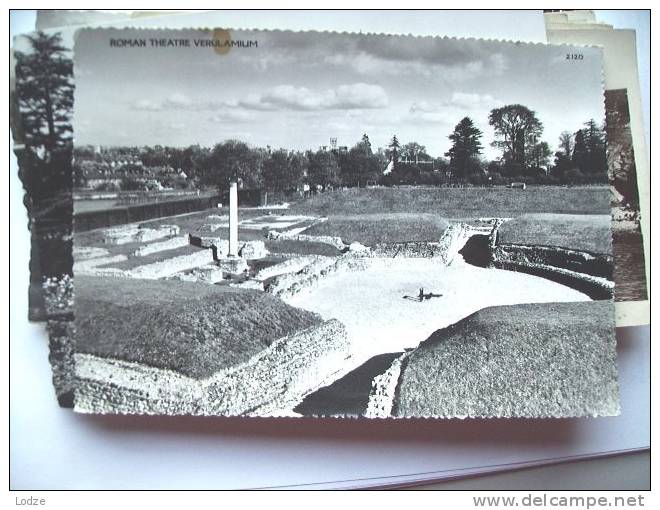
[
  {"left": 458, "top": 234, "right": 491, "bottom": 268},
  {"left": 456, "top": 221, "right": 613, "bottom": 300}
]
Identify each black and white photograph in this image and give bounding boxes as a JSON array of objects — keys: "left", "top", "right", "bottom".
[
  {"left": 605, "top": 88, "right": 648, "bottom": 303},
  {"left": 17, "top": 27, "right": 621, "bottom": 418}
]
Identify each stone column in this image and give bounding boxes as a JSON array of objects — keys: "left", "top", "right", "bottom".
[{"left": 228, "top": 181, "right": 238, "bottom": 256}]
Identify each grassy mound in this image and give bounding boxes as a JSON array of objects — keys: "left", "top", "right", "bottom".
[
  {"left": 303, "top": 214, "right": 450, "bottom": 246},
  {"left": 75, "top": 276, "right": 322, "bottom": 379},
  {"left": 393, "top": 301, "right": 618, "bottom": 418},
  {"left": 292, "top": 186, "right": 611, "bottom": 217},
  {"left": 497, "top": 214, "right": 612, "bottom": 255}
]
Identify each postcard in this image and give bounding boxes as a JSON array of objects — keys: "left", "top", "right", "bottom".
[
  {"left": 547, "top": 21, "right": 650, "bottom": 326},
  {"left": 14, "top": 27, "right": 619, "bottom": 417}
]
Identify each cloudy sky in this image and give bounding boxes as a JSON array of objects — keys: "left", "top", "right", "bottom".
[{"left": 73, "top": 28, "right": 605, "bottom": 159}]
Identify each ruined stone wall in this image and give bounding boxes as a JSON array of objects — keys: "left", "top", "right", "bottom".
[
  {"left": 74, "top": 195, "right": 221, "bottom": 232},
  {"left": 492, "top": 244, "right": 614, "bottom": 299},
  {"left": 266, "top": 255, "right": 369, "bottom": 298},
  {"left": 73, "top": 254, "right": 128, "bottom": 276},
  {"left": 126, "top": 249, "right": 215, "bottom": 279},
  {"left": 370, "top": 223, "right": 491, "bottom": 264},
  {"left": 132, "top": 236, "right": 189, "bottom": 256},
  {"left": 371, "top": 241, "right": 447, "bottom": 259},
  {"left": 363, "top": 354, "right": 407, "bottom": 419},
  {"left": 74, "top": 353, "right": 203, "bottom": 415},
  {"left": 266, "top": 230, "right": 346, "bottom": 250},
  {"left": 205, "top": 319, "right": 350, "bottom": 416},
  {"left": 74, "top": 319, "right": 350, "bottom": 416},
  {"left": 103, "top": 225, "right": 180, "bottom": 245},
  {"left": 254, "top": 255, "right": 331, "bottom": 281}
]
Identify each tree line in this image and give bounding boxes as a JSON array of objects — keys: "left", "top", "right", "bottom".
[
  {"left": 77, "top": 103, "right": 607, "bottom": 193},
  {"left": 440, "top": 105, "right": 608, "bottom": 185}
]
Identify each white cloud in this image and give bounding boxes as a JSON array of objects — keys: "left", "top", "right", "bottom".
[
  {"left": 408, "top": 93, "right": 502, "bottom": 126},
  {"left": 238, "top": 83, "right": 388, "bottom": 111},
  {"left": 333, "top": 83, "right": 388, "bottom": 109},
  {"left": 131, "top": 95, "right": 229, "bottom": 113},
  {"left": 209, "top": 109, "right": 256, "bottom": 123},
  {"left": 164, "top": 93, "right": 193, "bottom": 108},
  {"left": 410, "top": 101, "right": 439, "bottom": 114},
  {"left": 132, "top": 99, "right": 162, "bottom": 111},
  {"left": 325, "top": 50, "right": 507, "bottom": 81},
  {"left": 446, "top": 92, "right": 502, "bottom": 110},
  {"left": 130, "top": 83, "right": 388, "bottom": 115},
  {"left": 407, "top": 108, "right": 455, "bottom": 125}
]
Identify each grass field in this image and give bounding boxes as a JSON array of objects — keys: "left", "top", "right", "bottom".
[
  {"left": 497, "top": 214, "right": 613, "bottom": 255},
  {"left": 393, "top": 301, "right": 618, "bottom": 418},
  {"left": 74, "top": 208, "right": 267, "bottom": 251},
  {"left": 74, "top": 207, "right": 342, "bottom": 258},
  {"left": 74, "top": 186, "right": 613, "bottom": 259},
  {"left": 295, "top": 186, "right": 611, "bottom": 251},
  {"left": 292, "top": 186, "right": 611, "bottom": 217},
  {"left": 75, "top": 276, "right": 322, "bottom": 379},
  {"left": 303, "top": 213, "right": 450, "bottom": 246}
]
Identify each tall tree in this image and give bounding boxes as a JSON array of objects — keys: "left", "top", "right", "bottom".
[
  {"left": 340, "top": 135, "right": 382, "bottom": 187},
  {"left": 558, "top": 131, "right": 573, "bottom": 157},
  {"left": 358, "top": 133, "right": 373, "bottom": 155},
  {"left": 386, "top": 135, "right": 400, "bottom": 169},
  {"left": 488, "top": 104, "right": 543, "bottom": 171},
  {"left": 572, "top": 129, "right": 588, "bottom": 173},
  {"left": 15, "top": 32, "right": 74, "bottom": 156},
  {"left": 445, "top": 117, "right": 483, "bottom": 181},
  {"left": 527, "top": 141, "right": 552, "bottom": 172},
  {"left": 308, "top": 150, "right": 341, "bottom": 188},
  {"left": 140, "top": 145, "right": 169, "bottom": 167},
  {"left": 401, "top": 142, "right": 428, "bottom": 163},
  {"left": 14, "top": 31, "right": 76, "bottom": 326},
  {"left": 262, "top": 150, "right": 306, "bottom": 191},
  {"left": 581, "top": 119, "right": 607, "bottom": 177},
  {"left": 200, "top": 140, "right": 263, "bottom": 191}
]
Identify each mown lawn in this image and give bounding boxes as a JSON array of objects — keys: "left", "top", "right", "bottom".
[
  {"left": 75, "top": 276, "right": 322, "bottom": 379},
  {"left": 393, "top": 301, "right": 618, "bottom": 418},
  {"left": 74, "top": 208, "right": 320, "bottom": 257},
  {"left": 75, "top": 208, "right": 266, "bottom": 250},
  {"left": 497, "top": 214, "right": 613, "bottom": 255},
  {"left": 303, "top": 214, "right": 450, "bottom": 246},
  {"left": 292, "top": 186, "right": 611, "bottom": 217},
  {"left": 75, "top": 186, "right": 613, "bottom": 258}
]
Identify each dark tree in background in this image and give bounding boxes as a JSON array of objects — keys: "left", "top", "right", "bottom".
[
  {"left": 263, "top": 150, "right": 307, "bottom": 191},
  {"left": 400, "top": 142, "right": 428, "bottom": 163},
  {"left": 552, "top": 130, "right": 576, "bottom": 181},
  {"left": 488, "top": 104, "right": 543, "bottom": 175},
  {"left": 572, "top": 129, "right": 588, "bottom": 173},
  {"left": 359, "top": 133, "right": 372, "bottom": 153},
  {"left": 13, "top": 31, "right": 75, "bottom": 325},
  {"left": 581, "top": 119, "right": 608, "bottom": 179},
  {"left": 307, "top": 150, "right": 341, "bottom": 189},
  {"left": 200, "top": 140, "right": 264, "bottom": 191},
  {"left": 527, "top": 141, "right": 552, "bottom": 173},
  {"left": 342, "top": 134, "right": 382, "bottom": 187},
  {"left": 386, "top": 135, "right": 400, "bottom": 169},
  {"left": 445, "top": 116, "right": 483, "bottom": 181},
  {"left": 15, "top": 32, "right": 74, "bottom": 155},
  {"left": 558, "top": 131, "right": 573, "bottom": 158}
]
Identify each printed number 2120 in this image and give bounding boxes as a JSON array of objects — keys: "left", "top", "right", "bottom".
[{"left": 566, "top": 53, "right": 584, "bottom": 60}]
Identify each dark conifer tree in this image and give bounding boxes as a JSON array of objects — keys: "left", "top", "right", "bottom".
[{"left": 445, "top": 117, "right": 483, "bottom": 181}]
